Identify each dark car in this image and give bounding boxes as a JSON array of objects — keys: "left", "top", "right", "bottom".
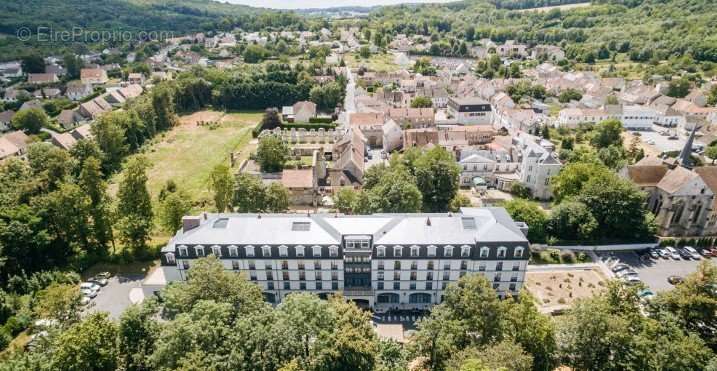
[{"left": 667, "top": 275, "right": 684, "bottom": 285}]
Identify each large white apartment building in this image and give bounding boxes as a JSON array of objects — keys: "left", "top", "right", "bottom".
[
  {"left": 146, "top": 208, "right": 530, "bottom": 310},
  {"left": 514, "top": 135, "right": 563, "bottom": 200}
]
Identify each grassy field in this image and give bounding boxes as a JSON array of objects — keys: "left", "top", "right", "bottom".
[
  {"left": 344, "top": 52, "right": 401, "bottom": 73},
  {"left": 110, "top": 110, "right": 261, "bottom": 217}
]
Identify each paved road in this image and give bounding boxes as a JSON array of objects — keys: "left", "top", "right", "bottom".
[{"left": 86, "top": 275, "right": 144, "bottom": 319}]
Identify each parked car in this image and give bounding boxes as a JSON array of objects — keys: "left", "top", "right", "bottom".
[
  {"left": 80, "top": 288, "right": 97, "bottom": 298},
  {"left": 657, "top": 248, "right": 670, "bottom": 259},
  {"left": 612, "top": 264, "right": 631, "bottom": 273},
  {"left": 683, "top": 246, "right": 702, "bottom": 260},
  {"left": 89, "top": 276, "right": 109, "bottom": 286},
  {"left": 700, "top": 248, "right": 715, "bottom": 257},
  {"left": 617, "top": 269, "right": 638, "bottom": 278},
  {"left": 664, "top": 246, "right": 681, "bottom": 260},
  {"left": 80, "top": 282, "right": 100, "bottom": 294},
  {"left": 95, "top": 272, "right": 112, "bottom": 279},
  {"left": 648, "top": 249, "right": 660, "bottom": 259},
  {"left": 624, "top": 276, "right": 642, "bottom": 285},
  {"left": 678, "top": 247, "right": 693, "bottom": 260},
  {"left": 667, "top": 275, "right": 684, "bottom": 285}
]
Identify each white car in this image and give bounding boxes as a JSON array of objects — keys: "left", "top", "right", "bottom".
[
  {"left": 80, "top": 282, "right": 100, "bottom": 293},
  {"left": 664, "top": 246, "right": 681, "bottom": 260},
  {"left": 80, "top": 288, "right": 97, "bottom": 298},
  {"left": 624, "top": 276, "right": 642, "bottom": 285},
  {"left": 683, "top": 246, "right": 702, "bottom": 260}
]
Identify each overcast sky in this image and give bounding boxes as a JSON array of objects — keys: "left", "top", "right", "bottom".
[{"left": 221, "top": 0, "right": 456, "bottom": 10}]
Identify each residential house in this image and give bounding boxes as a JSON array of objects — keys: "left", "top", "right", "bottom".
[
  {"left": 50, "top": 132, "right": 78, "bottom": 150},
  {"left": 333, "top": 128, "right": 366, "bottom": 184},
  {"left": 57, "top": 110, "right": 83, "bottom": 130},
  {"left": 19, "top": 100, "right": 44, "bottom": 112},
  {"left": 458, "top": 148, "right": 519, "bottom": 188},
  {"left": 128, "top": 73, "right": 145, "bottom": 85},
  {"left": 0, "top": 110, "right": 16, "bottom": 132},
  {"left": 557, "top": 108, "right": 610, "bottom": 128},
  {"left": 447, "top": 97, "right": 493, "bottom": 125},
  {"left": 387, "top": 108, "right": 434, "bottom": 129},
  {"left": 382, "top": 119, "right": 402, "bottom": 153},
  {"left": 350, "top": 112, "right": 385, "bottom": 148},
  {"left": 496, "top": 41, "right": 528, "bottom": 58},
  {"left": 27, "top": 73, "right": 59, "bottom": 85},
  {"left": 403, "top": 128, "right": 439, "bottom": 148},
  {"left": 79, "top": 96, "right": 112, "bottom": 119},
  {"left": 281, "top": 169, "right": 318, "bottom": 206},
  {"left": 71, "top": 124, "right": 93, "bottom": 141},
  {"left": 65, "top": 81, "right": 93, "bottom": 101},
  {"left": 514, "top": 134, "right": 562, "bottom": 200},
  {"left": 0, "top": 131, "right": 30, "bottom": 160},
  {"left": 80, "top": 68, "right": 109, "bottom": 85}
]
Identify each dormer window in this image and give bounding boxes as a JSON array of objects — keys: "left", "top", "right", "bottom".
[
  {"left": 228, "top": 245, "right": 239, "bottom": 257},
  {"left": 194, "top": 245, "right": 205, "bottom": 257},
  {"left": 480, "top": 246, "right": 490, "bottom": 258},
  {"left": 279, "top": 245, "right": 288, "bottom": 257},
  {"left": 427, "top": 245, "right": 437, "bottom": 257},
  {"left": 394, "top": 246, "right": 403, "bottom": 257},
  {"left": 329, "top": 245, "right": 339, "bottom": 257},
  {"left": 444, "top": 246, "right": 454, "bottom": 257},
  {"left": 497, "top": 246, "right": 507, "bottom": 258},
  {"left": 377, "top": 245, "right": 386, "bottom": 257},
  {"left": 165, "top": 252, "right": 176, "bottom": 264},
  {"left": 410, "top": 246, "right": 420, "bottom": 257},
  {"left": 312, "top": 245, "right": 322, "bottom": 257},
  {"left": 211, "top": 245, "right": 222, "bottom": 257},
  {"left": 178, "top": 245, "right": 188, "bottom": 257},
  {"left": 262, "top": 245, "right": 272, "bottom": 257},
  {"left": 245, "top": 245, "right": 255, "bottom": 257},
  {"left": 461, "top": 245, "right": 471, "bottom": 257},
  {"left": 296, "top": 245, "right": 305, "bottom": 257},
  {"left": 514, "top": 246, "right": 524, "bottom": 258}
]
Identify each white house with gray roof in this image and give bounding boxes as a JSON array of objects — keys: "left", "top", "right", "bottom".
[
  {"left": 514, "top": 134, "right": 562, "bottom": 200},
  {"left": 148, "top": 208, "right": 530, "bottom": 309}
]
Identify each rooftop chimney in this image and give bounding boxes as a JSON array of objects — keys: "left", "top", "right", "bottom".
[{"left": 182, "top": 216, "right": 201, "bottom": 233}]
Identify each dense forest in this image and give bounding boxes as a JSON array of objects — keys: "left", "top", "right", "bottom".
[{"left": 368, "top": 0, "right": 717, "bottom": 65}]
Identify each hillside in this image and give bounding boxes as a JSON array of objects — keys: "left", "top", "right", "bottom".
[{"left": 0, "top": 0, "right": 304, "bottom": 60}]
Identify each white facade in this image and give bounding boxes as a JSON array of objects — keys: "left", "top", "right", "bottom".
[{"left": 514, "top": 135, "right": 562, "bottom": 200}]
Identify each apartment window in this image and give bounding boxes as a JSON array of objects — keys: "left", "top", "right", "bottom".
[
  {"left": 393, "top": 272, "right": 400, "bottom": 281},
  {"left": 296, "top": 245, "right": 305, "bottom": 257},
  {"left": 510, "top": 274, "right": 518, "bottom": 282},
  {"left": 496, "top": 262, "right": 503, "bottom": 271},
  {"left": 298, "top": 262, "right": 305, "bottom": 270},
  {"left": 378, "top": 261, "right": 384, "bottom": 270},
  {"left": 315, "top": 272, "right": 322, "bottom": 281},
  {"left": 232, "top": 260, "right": 240, "bottom": 270},
  {"left": 393, "top": 282, "right": 400, "bottom": 290},
  {"left": 443, "top": 272, "right": 449, "bottom": 281},
  {"left": 300, "top": 282, "right": 306, "bottom": 290},
  {"left": 497, "top": 246, "right": 507, "bottom": 258},
  {"left": 211, "top": 245, "right": 222, "bottom": 257},
  {"left": 279, "top": 245, "right": 288, "bottom": 257},
  {"left": 228, "top": 245, "right": 239, "bottom": 257},
  {"left": 332, "top": 282, "right": 339, "bottom": 290},
  {"left": 460, "top": 261, "right": 468, "bottom": 270},
  {"left": 427, "top": 261, "right": 434, "bottom": 270},
  {"left": 377, "top": 282, "right": 384, "bottom": 290},
  {"left": 394, "top": 246, "right": 403, "bottom": 257},
  {"left": 312, "top": 245, "right": 322, "bottom": 257},
  {"left": 314, "top": 260, "right": 321, "bottom": 270},
  {"left": 283, "top": 282, "right": 290, "bottom": 290},
  {"left": 262, "top": 245, "right": 271, "bottom": 257},
  {"left": 248, "top": 261, "right": 255, "bottom": 270},
  {"left": 250, "top": 271, "right": 257, "bottom": 281},
  {"left": 266, "top": 262, "right": 273, "bottom": 270},
  {"left": 329, "top": 246, "right": 339, "bottom": 257},
  {"left": 267, "top": 282, "right": 274, "bottom": 290},
  {"left": 245, "top": 245, "right": 255, "bottom": 257},
  {"left": 478, "top": 263, "right": 486, "bottom": 271},
  {"left": 442, "top": 282, "right": 448, "bottom": 290},
  {"left": 426, "top": 281, "right": 433, "bottom": 290},
  {"left": 377, "top": 246, "right": 386, "bottom": 257},
  {"left": 410, "top": 272, "right": 417, "bottom": 281},
  {"left": 461, "top": 245, "right": 471, "bottom": 257},
  {"left": 316, "top": 281, "right": 323, "bottom": 290},
  {"left": 194, "top": 245, "right": 205, "bottom": 257},
  {"left": 480, "top": 246, "right": 490, "bottom": 258},
  {"left": 165, "top": 253, "right": 175, "bottom": 264},
  {"left": 427, "top": 271, "right": 433, "bottom": 280},
  {"left": 410, "top": 246, "right": 420, "bottom": 257},
  {"left": 443, "top": 262, "right": 450, "bottom": 271},
  {"left": 266, "top": 272, "right": 273, "bottom": 281},
  {"left": 509, "top": 283, "right": 517, "bottom": 291},
  {"left": 377, "top": 272, "right": 384, "bottom": 281},
  {"left": 282, "top": 271, "right": 289, "bottom": 281},
  {"left": 178, "top": 245, "right": 188, "bottom": 257},
  {"left": 394, "top": 261, "right": 401, "bottom": 270},
  {"left": 512, "top": 263, "right": 520, "bottom": 271},
  {"left": 427, "top": 245, "right": 437, "bottom": 257},
  {"left": 494, "top": 273, "right": 502, "bottom": 282},
  {"left": 281, "top": 261, "right": 288, "bottom": 270},
  {"left": 331, "top": 272, "right": 338, "bottom": 281},
  {"left": 299, "top": 271, "right": 306, "bottom": 281},
  {"left": 514, "top": 246, "right": 524, "bottom": 258},
  {"left": 331, "top": 262, "right": 338, "bottom": 270},
  {"left": 443, "top": 246, "right": 453, "bottom": 257},
  {"left": 410, "top": 282, "right": 416, "bottom": 290},
  {"left": 411, "top": 261, "right": 418, "bottom": 270}
]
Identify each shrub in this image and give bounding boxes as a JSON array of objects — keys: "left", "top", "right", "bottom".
[
  {"left": 561, "top": 250, "right": 576, "bottom": 263},
  {"left": 549, "top": 249, "right": 561, "bottom": 261},
  {"left": 308, "top": 117, "right": 334, "bottom": 124}
]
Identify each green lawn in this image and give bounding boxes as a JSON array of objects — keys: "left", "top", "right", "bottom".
[
  {"left": 111, "top": 110, "right": 261, "bottom": 217},
  {"left": 344, "top": 52, "right": 400, "bottom": 73}
]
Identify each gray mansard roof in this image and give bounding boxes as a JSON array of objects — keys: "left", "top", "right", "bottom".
[{"left": 163, "top": 208, "right": 528, "bottom": 253}]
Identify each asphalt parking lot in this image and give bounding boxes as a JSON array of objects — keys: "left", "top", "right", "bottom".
[
  {"left": 86, "top": 275, "right": 144, "bottom": 319},
  {"left": 600, "top": 251, "right": 714, "bottom": 292}
]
